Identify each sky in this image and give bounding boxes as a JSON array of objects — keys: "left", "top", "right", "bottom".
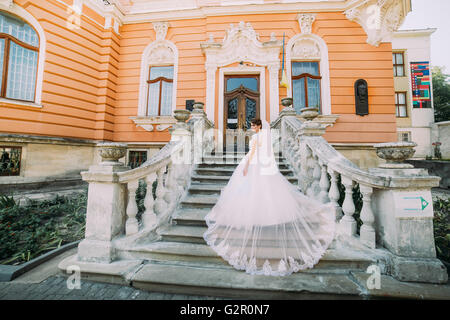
[{"left": 399, "top": 0, "right": 450, "bottom": 73}]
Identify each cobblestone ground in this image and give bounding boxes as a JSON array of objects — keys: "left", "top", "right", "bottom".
[{"left": 0, "top": 276, "right": 230, "bottom": 300}]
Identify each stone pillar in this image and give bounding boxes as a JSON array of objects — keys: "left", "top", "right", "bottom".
[
  {"left": 77, "top": 143, "right": 128, "bottom": 264},
  {"left": 369, "top": 142, "right": 447, "bottom": 284},
  {"left": 205, "top": 64, "right": 217, "bottom": 124},
  {"left": 268, "top": 63, "right": 280, "bottom": 122}
]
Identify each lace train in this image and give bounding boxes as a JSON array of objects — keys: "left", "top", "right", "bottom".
[{"left": 202, "top": 131, "right": 336, "bottom": 276}]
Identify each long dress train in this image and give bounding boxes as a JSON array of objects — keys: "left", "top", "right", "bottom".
[{"left": 203, "top": 123, "right": 336, "bottom": 276}]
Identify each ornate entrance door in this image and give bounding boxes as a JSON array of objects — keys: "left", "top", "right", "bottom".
[{"left": 223, "top": 75, "right": 260, "bottom": 149}]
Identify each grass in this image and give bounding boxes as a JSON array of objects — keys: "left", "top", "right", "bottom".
[{"left": 0, "top": 191, "right": 87, "bottom": 265}]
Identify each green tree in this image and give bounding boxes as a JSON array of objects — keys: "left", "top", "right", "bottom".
[{"left": 432, "top": 66, "right": 450, "bottom": 122}]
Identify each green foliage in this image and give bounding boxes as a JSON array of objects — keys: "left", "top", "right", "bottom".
[
  {"left": 433, "top": 197, "right": 450, "bottom": 264},
  {"left": 335, "top": 174, "right": 363, "bottom": 234},
  {"left": 0, "top": 194, "right": 16, "bottom": 209},
  {"left": 135, "top": 179, "right": 158, "bottom": 220},
  {"left": 0, "top": 191, "right": 87, "bottom": 265},
  {"left": 432, "top": 66, "right": 450, "bottom": 123}
]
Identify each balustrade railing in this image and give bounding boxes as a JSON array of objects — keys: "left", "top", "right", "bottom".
[{"left": 274, "top": 109, "right": 440, "bottom": 251}]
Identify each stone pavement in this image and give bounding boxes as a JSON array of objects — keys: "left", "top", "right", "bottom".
[
  {"left": 0, "top": 275, "right": 229, "bottom": 300},
  {"left": 0, "top": 247, "right": 229, "bottom": 300}
]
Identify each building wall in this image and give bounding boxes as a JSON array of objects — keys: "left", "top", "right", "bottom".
[
  {"left": 0, "top": 1, "right": 405, "bottom": 180},
  {"left": 116, "top": 12, "right": 397, "bottom": 144},
  {"left": 0, "top": 0, "right": 117, "bottom": 141},
  {"left": 392, "top": 30, "right": 436, "bottom": 158}
]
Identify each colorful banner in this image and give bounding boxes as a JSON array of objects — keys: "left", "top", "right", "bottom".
[{"left": 410, "top": 61, "right": 432, "bottom": 108}]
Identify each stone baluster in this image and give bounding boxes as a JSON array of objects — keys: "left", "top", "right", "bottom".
[
  {"left": 318, "top": 159, "right": 330, "bottom": 204},
  {"left": 310, "top": 155, "right": 321, "bottom": 199},
  {"left": 327, "top": 169, "right": 343, "bottom": 221},
  {"left": 359, "top": 184, "right": 376, "bottom": 248},
  {"left": 339, "top": 176, "right": 357, "bottom": 236},
  {"left": 154, "top": 166, "right": 168, "bottom": 215},
  {"left": 125, "top": 179, "right": 139, "bottom": 236},
  {"left": 142, "top": 172, "right": 157, "bottom": 229},
  {"left": 164, "top": 161, "right": 179, "bottom": 206}
]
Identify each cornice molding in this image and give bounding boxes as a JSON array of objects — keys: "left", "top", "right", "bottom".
[{"left": 344, "top": 0, "right": 412, "bottom": 46}]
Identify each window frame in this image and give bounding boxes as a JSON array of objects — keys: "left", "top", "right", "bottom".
[
  {"left": 395, "top": 91, "right": 408, "bottom": 118},
  {"left": 127, "top": 149, "right": 148, "bottom": 169},
  {"left": 0, "top": 13, "right": 39, "bottom": 103},
  {"left": 0, "top": 145, "right": 22, "bottom": 176},
  {"left": 393, "top": 52, "right": 405, "bottom": 77},
  {"left": 291, "top": 60, "right": 322, "bottom": 112},
  {"left": 146, "top": 65, "right": 174, "bottom": 116}
]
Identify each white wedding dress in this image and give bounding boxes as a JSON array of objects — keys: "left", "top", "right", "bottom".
[{"left": 203, "top": 120, "right": 336, "bottom": 276}]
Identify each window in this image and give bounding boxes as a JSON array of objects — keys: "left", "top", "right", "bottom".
[
  {"left": 147, "top": 66, "right": 174, "bottom": 116},
  {"left": 0, "top": 11, "right": 39, "bottom": 102},
  {"left": 128, "top": 150, "right": 147, "bottom": 169},
  {"left": 291, "top": 61, "right": 321, "bottom": 114},
  {"left": 395, "top": 92, "right": 407, "bottom": 117},
  {"left": 0, "top": 146, "right": 21, "bottom": 176},
  {"left": 398, "top": 132, "right": 411, "bottom": 142},
  {"left": 393, "top": 52, "right": 405, "bottom": 77}
]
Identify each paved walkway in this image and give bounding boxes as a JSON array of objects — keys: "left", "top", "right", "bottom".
[
  {"left": 0, "top": 248, "right": 229, "bottom": 300},
  {"left": 0, "top": 276, "right": 228, "bottom": 300}
]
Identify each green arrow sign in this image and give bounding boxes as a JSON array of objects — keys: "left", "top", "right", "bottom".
[{"left": 403, "top": 196, "right": 429, "bottom": 211}]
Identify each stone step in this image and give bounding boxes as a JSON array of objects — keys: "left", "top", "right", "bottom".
[
  {"left": 159, "top": 225, "right": 207, "bottom": 244},
  {"left": 202, "top": 156, "right": 286, "bottom": 164},
  {"left": 159, "top": 224, "right": 332, "bottom": 246},
  {"left": 116, "top": 240, "right": 379, "bottom": 274},
  {"left": 194, "top": 167, "right": 294, "bottom": 177},
  {"left": 179, "top": 194, "right": 218, "bottom": 209},
  {"left": 186, "top": 183, "right": 224, "bottom": 196},
  {"left": 172, "top": 208, "right": 210, "bottom": 226},
  {"left": 128, "top": 258, "right": 376, "bottom": 299},
  {"left": 191, "top": 174, "right": 298, "bottom": 185},
  {"left": 197, "top": 162, "right": 291, "bottom": 169}
]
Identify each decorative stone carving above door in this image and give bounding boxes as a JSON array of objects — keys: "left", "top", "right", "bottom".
[{"left": 200, "top": 21, "right": 282, "bottom": 125}]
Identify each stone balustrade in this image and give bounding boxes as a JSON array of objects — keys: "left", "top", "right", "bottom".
[
  {"left": 77, "top": 102, "right": 214, "bottom": 264},
  {"left": 273, "top": 99, "right": 447, "bottom": 284}
]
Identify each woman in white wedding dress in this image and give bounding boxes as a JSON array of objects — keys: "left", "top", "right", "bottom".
[{"left": 203, "top": 118, "right": 336, "bottom": 276}]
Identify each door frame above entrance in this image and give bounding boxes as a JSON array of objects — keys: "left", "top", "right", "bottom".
[{"left": 219, "top": 66, "right": 266, "bottom": 141}]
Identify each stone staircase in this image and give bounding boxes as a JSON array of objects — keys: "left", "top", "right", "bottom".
[{"left": 111, "top": 150, "right": 393, "bottom": 299}]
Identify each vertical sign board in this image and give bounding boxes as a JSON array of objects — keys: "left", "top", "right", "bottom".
[
  {"left": 394, "top": 191, "right": 433, "bottom": 218},
  {"left": 410, "top": 61, "right": 432, "bottom": 109}
]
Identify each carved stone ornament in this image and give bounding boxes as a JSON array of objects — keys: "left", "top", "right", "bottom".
[
  {"left": 291, "top": 38, "right": 320, "bottom": 60},
  {"left": 147, "top": 42, "right": 174, "bottom": 64},
  {"left": 374, "top": 141, "right": 417, "bottom": 168},
  {"left": 297, "top": 13, "right": 316, "bottom": 34},
  {"left": 200, "top": 21, "right": 282, "bottom": 67},
  {"left": 130, "top": 116, "right": 176, "bottom": 132},
  {"left": 97, "top": 142, "right": 127, "bottom": 165},
  {"left": 344, "top": 0, "right": 410, "bottom": 46},
  {"left": 152, "top": 21, "right": 169, "bottom": 41}
]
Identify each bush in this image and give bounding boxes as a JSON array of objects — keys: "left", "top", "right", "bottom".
[
  {"left": 433, "top": 197, "right": 450, "bottom": 264},
  {"left": 0, "top": 191, "right": 87, "bottom": 265}
]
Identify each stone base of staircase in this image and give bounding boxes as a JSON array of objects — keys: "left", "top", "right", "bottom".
[
  {"left": 58, "top": 250, "right": 450, "bottom": 299},
  {"left": 59, "top": 151, "right": 450, "bottom": 299}
]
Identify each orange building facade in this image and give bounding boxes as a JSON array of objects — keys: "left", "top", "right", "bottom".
[{"left": 0, "top": 0, "right": 412, "bottom": 183}]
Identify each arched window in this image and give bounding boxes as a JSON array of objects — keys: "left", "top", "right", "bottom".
[
  {"left": 147, "top": 65, "right": 174, "bottom": 116},
  {"left": 0, "top": 11, "right": 39, "bottom": 102},
  {"left": 292, "top": 61, "right": 321, "bottom": 112},
  {"left": 286, "top": 33, "right": 331, "bottom": 115}
]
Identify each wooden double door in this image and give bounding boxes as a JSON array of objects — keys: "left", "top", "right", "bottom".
[{"left": 223, "top": 75, "right": 260, "bottom": 147}]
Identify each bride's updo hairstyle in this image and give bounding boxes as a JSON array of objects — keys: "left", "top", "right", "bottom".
[{"left": 250, "top": 118, "right": 262, "bottom": 129}]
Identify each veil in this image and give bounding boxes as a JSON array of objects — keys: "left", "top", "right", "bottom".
[{"left": 256, "top": 119, "right": 279, "bottom": 175}]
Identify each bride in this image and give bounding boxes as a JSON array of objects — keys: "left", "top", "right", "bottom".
[{"left": 203, "top": 118, "right": 336, "bottom": 276}]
